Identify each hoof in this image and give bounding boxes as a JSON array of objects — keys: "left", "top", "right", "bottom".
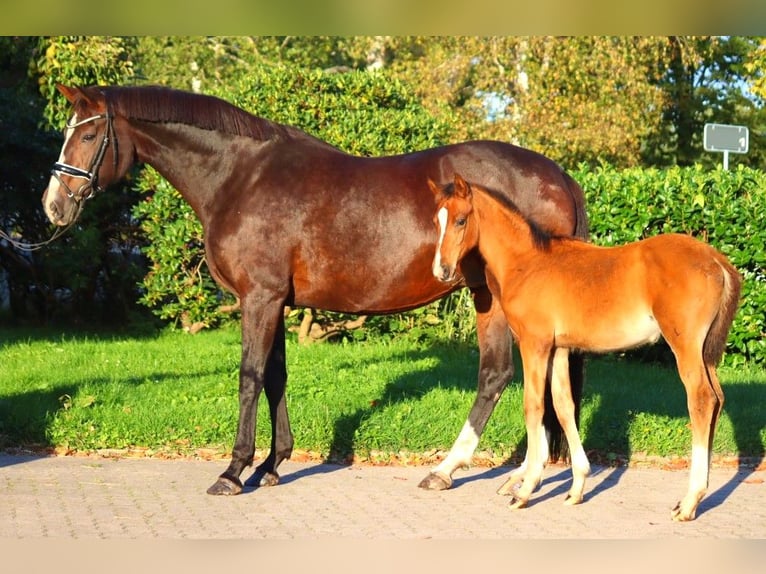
[
  {"left": 259, "top": 472, "right": 280, "bottom": 487},
  {"left": 563, "top": 493, "right": 582, "bottom": 506},
  {"left": 670, "top": 502, "right": 695, "bottom": 522},
  {"left": 418, "top": 471, "right": 453, "bottom": 491},
  {"left": 206, "top": 474, "right": 243, "bottom": 496},
  {"left": 496, "top": 478, "right": 521, "bottom": 496}
]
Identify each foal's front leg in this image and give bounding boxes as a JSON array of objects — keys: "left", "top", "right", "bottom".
[
  {"left": 550, "top": 347, "right": 590, "bottom": 505},
  {"left": 504, "top": 341, "right": 550, "bottom": 509}
]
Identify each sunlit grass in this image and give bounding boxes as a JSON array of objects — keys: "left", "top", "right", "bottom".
[{"left": 1, "top": 325, "right": 764, "bottom": 465}]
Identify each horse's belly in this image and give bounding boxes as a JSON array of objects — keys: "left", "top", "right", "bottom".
[{"left": 291, "top": 260, "right": 454, "bottom": 314}]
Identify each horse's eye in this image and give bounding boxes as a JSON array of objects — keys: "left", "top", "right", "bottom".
[
  {"left": 455, "top": 216, "right": 467, "bottom": 227},
  {"left": 82, "top": 133, "right": 96, "bottom": 142}
]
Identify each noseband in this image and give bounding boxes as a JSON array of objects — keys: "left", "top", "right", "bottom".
[{"left": 51, "top": 113, "right": 116, "bottom": 202}]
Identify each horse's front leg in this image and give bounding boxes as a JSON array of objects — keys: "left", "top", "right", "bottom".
[
  {"left": 207, "top": 292, "right": 285, "bottom": 495},
  {"left": 249, "top": 318, "right": 294, "bottom": 487},
  {"left": 419, "top": 287, "right": 513, "bottom": 490}
]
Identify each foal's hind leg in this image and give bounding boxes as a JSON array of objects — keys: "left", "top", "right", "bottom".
[
  {"left": 549, "top": 348, "right": 590, "bottom": 505},
  {"left": 670, "top": 352, "right": 723, "bottom": 521}
]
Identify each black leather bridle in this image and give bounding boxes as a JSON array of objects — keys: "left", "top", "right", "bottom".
[{"left": 50, "top": 112, "right": 116, "bottom": 202}]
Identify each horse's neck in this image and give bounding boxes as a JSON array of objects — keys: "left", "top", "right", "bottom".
[
  {"left": 473, "top": 190, "right": 539, "bottom": 261},
  {"left": 129, "top": 120, "right": 264, "bottom": 228}
]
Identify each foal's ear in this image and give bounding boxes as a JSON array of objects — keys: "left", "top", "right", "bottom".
[
  {"left": 427, "top": 178, "right": 442, "bottom": 200},
  {"left": 453, "top": 173, "right": 471, "bottom": 199}
]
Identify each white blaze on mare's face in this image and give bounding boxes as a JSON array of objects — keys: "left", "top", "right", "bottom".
[
  {"left": 47, "top": 113, "right": 78, "bottom": 199},
  {"left": 432, "top": 206, "right": 449, "bottom": 278}
]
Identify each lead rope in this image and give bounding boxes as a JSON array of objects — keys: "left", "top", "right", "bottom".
[{"left": 0, "top": 222, "right": 76, "bottom": 252}]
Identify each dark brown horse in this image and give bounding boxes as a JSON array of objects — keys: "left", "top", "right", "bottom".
[
  {"left": 431, "top": 174, "right": 742, "bottom": 521},
  {"left": 42, "top": 84, "right": 589, "bottom": 497}
]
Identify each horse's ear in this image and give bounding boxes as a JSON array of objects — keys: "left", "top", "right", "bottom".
[
  {"left": 427, "top": 178, "right": 442, "bottom": 199},
  {"left": 453, "top": 173, "right": 471, "bottom": 199},
  {"left": 56, "top": 84, "right": 104, "bottom": 112},
  {"left": 56, "top": 84, "right": 84, "bottom": 105}
]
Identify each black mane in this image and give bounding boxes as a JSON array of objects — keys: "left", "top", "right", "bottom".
[{"left": 93, "top": 85, "right": 299, "bottom": 142}]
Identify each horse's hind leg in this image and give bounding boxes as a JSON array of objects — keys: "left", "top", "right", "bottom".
[
  {"left": 251, "top": 319, "right": 294, "bottom": 487},
  {"left": 420, "top": 289, "right": 513, "bottom": 490},
  {"left": 670, "top": 351, "right": 723, "bottom": 521}
]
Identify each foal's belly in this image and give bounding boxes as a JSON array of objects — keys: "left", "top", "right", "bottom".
[{"left": 556, "top": 308, "right": 662, "bottom": 353}]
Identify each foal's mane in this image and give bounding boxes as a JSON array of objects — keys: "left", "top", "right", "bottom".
[
  {"left": 442, "top": 180, "right": 554, "bottom": 251},
  {"left": 93, "top": 85, "right": 301, "bottom": 142}
]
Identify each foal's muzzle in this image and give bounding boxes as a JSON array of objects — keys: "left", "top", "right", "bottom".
[{"left": 434, "top": 262, "right": 456, "bottom": 283}]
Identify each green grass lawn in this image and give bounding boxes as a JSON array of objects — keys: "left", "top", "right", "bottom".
[{"left": 1, "top": 325, "right": 765, "bottom": 466}]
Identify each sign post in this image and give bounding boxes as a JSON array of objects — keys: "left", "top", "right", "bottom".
[{"left": 703, "top": 123, "right": 749, "bottom": 170}]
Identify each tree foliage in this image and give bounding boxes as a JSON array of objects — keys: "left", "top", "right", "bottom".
[{"left": 31, "top": 36, "right": 135, "bottom": 130}]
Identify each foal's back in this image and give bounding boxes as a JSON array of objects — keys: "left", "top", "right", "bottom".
[{"left": 507, "top": 233, "right": 729, "bottom": 354}]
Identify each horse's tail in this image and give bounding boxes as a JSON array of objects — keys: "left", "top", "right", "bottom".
[
  {"left": 703, "top": 253, "right": 743, "bottom": 366},
  {"left": 563, "top": 170, "right": 589, "bottom": 241},
  {"left": 545, "top": 169, "right": 589, "bottom": 463}
]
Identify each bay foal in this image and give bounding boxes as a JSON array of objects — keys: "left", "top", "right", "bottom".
[{"left": 430, "top": 174, "right": 741, "bottom": 521}]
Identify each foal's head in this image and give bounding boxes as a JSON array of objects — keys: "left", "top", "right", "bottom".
[{"left": 428, "top": 173, "right": 479, "bottom": 283}]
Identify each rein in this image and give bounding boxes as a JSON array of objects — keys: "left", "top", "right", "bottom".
[
  {"left": 0, "top": 113, "right": 117, "bottom": 252},
  {"left": 0, "top": 224, "right": 75, "bottom": 252}
]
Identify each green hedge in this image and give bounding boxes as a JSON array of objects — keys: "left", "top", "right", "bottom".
[{"left": 573, "top": 163, "right": 765, "bottom": 366}]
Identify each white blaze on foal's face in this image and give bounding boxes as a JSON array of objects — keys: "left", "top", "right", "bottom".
[{"left": 432, "top": 206, "right": 449, "bottom": 278}]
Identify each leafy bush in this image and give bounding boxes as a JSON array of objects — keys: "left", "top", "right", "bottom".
[
  {"left": 132, "top": 63, "right": 453, "bottom": 330},
  {"left": 573, "top": 163, "right": 766, "bottom": 365}
]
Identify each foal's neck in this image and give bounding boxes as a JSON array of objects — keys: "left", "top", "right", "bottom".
[{"left": 472, "top": 189, "right": 544, "bottom": 260}]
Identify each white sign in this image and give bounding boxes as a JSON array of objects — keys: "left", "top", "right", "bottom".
[{"left": 703, "top": 123, "right": 749, "bottom": 169}]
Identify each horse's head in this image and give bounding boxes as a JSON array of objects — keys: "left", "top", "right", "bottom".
[
  {"left": 428, "top": 173, "right": 479, "bottom": 283},
  {"left": 42, "top": 84, "right": 127, "bottom": 226}
]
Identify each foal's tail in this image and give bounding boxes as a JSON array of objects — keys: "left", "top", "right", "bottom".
[{"left": 703, "top": 253, "right": 743, "bottom": 366}]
